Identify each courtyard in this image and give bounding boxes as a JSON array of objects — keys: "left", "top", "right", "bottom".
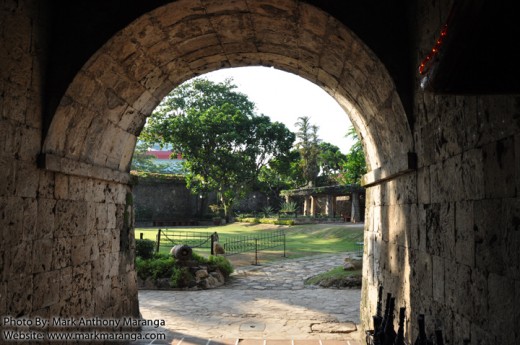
[{"left": 132, "top": 253, "right": 363, "bottom": 345}]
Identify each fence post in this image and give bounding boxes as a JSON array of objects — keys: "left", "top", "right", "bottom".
[
  {"left": 156, "top": 229, "right": 161, "bottom": 253},
  {"left": 210, "top": 232, "right": 215, "bottom": 255},
  {"left": 255, "top": 238, "right": 258, "bottom": 265},
  {"left": 283, "top": 232, "right": 286, "bottom": 257}
]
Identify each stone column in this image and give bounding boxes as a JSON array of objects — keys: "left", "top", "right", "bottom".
[
  {"left": 325, "top": 195, "right": 334, "bottom": 217},
  {"left": 310, "top": 196, "right": 317, "bottom": 216},
  {"left": 351, "top": 191, "right": 360, "bottom": 223},
  {"left": 303, "top": 196, "right": 310, "bottom": 216}
]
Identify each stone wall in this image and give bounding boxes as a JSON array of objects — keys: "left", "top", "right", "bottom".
[
  {"left": 360, "top": 2, "right": 520, "bottom": 344},
  {"left": 0, "top": 0, "right": 139, "bottom": 327},
  {"left": 133, "top": 177, "right": 200, "bottom": 225},
  {"left": 1, "top": 1, "right": 519, "bottom": 344}
]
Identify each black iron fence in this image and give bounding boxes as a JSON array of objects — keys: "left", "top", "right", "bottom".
[
  {"left": 222, "top": 229, "right": 286, "bottom": 265},
  {"left": 150, "top": 229, "right": 287, "bottom": 265},
  {"left": 154, "top": 229, "right": 213, "bottom": 253}
]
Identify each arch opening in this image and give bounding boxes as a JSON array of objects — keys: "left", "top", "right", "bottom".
[{"left": 40, "top": 0, "right": 414, "bottom": 337}]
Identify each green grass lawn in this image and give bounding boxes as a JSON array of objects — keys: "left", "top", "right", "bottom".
[
  {"left": 304, "top": 266, "right": 362, "bottom": 285},
  {"left": 135, "top": 222, "right": 364, "bottom": 266}
]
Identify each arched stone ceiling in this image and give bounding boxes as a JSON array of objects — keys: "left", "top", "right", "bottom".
[{"left": 42, "top": 0, "right": 413, "bottom": 178}]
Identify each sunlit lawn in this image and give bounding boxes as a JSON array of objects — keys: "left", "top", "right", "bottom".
[{"left": 135, "top": 222, "right": 364, "bottom": 266}]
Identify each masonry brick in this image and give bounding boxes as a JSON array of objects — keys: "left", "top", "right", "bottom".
[
  {"left": 33, "top": 270, "right": 60, "bottom": 310},
  {"left": 32, "top": 238, "right": 53, "bottom": 274},
  {"left": 483, "top": 136, "right": 516, "bottom": 199},
  {"left": 488, "top": 273, "right": 515, "bottom": 345},
  {"left": 461, "top": 148, "right": 484, "bottom": 201},
  {"left": 474, "top": 199, "right": 505, "bottom": 275},
  {"left": 7, "top": 275, "right": 32, "bottom": 316}
]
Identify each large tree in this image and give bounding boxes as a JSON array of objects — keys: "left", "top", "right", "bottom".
[
  {"left": 294, "top": 116, "right": 320, "bottom": 187},
  {"left": 141, "top": 78, "right": 295, "bottom": 219},
  {"left": 339, "top": 126, "right": 367, "bottom": 185}
]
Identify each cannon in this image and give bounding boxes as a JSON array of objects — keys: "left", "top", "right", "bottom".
[{"left": 170, "top": 244, "right": 193, "bottom": 260}]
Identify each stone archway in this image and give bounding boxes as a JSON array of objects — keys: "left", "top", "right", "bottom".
[{"left": 40, "top": 0, "right": 414, "bottom": 334}]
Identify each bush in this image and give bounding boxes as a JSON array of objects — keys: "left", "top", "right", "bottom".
[
  {"left": 135, "top": 239, "right": 156, "bottom": 259},
  {"left": 274, "top": 219, "right": 295, "bottom": 226},
  {"left": 208, "top": 255, "right": 234, "bottom": 277},
  {"left": 170, "top": 266, "right": 192, "bottom": 288},
  {"left": 135, "top": 254, "right": 175, "bottom": 280}
]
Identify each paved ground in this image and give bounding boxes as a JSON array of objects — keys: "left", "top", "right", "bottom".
[{"left": 132, "top": 253, "right": 363, "bottom": 345}]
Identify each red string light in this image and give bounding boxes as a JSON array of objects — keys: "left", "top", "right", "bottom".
[{"left": 419, "top": 24, "right": 448, "bottom": 75}]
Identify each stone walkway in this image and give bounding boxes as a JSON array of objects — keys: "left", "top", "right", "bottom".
[{"left": 132, "top": 253, "right": 363, "bottom": 345}]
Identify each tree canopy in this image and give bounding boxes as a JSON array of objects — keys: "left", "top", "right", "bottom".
[
  {"left": 338, "top": 126, "right": 367, "bottom": 185},
  {"left": 140, "top": 78, "right": 295, "bottom": 218},
  {"left": 294, "top": 116, "right": 320, "bottom": 187}
]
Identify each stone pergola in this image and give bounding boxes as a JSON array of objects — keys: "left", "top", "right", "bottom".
[{"left": 281, "top": 184, "right": 365, "bottom": 222}]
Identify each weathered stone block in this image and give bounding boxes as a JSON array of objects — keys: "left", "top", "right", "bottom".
[
  {"left": 15, "top": 160, "right": 39, "bottom": 198},
  {"left": 22, "top": 197, "right": 37, "bottom": 241},
  {"left": 55, "top": 200, "right": 87, "bottom": 237},
  {"left": 470, "top": 267, "right": 489, "bottom": 328},
  {"left": 32, "top": 238, "right": 53, "bottom": 273},
  {"left": 515, "top": 135, "right": 520, "bottom": 198},
  {"left": 410, "top": 249, "right": 433, "bottom": 301},
  {"left": 417, "top": 167, "right": 430, "bottom": 205},
  {"left": 488, "top": 273, "right": 515, "bottom": 345},
  {"left": 91, "top": 254, "right": 111, "bottom": 282},
  {"left": 6, "top": 240, "right": 33, "bottom": 279},
  {"left": 0, "top": 156, "right": 15, "bottom": 196},
  {"left": 38, "top": 170, "right": 55, "bottom": 199},
  {"left": 455, "top": 201, "right": 475, "bottom": 267},
  {"left": 502, "top": 198, "right": 520, "bottom": 279},
  {"left": 111, "top": 229, "right": 120, "bottom": 253},
  {"left": 67, "top": 175, "right": 87, "bottom": 201},
  {"left": 93, "top": 279, "right": 111, "bottom": 314},
  {"left": 36, "top": 198, "right": 55, "bottom": 239},
  {"left": 71, "top": 236, "right": 94, "bottom": 266},
  {"left": 33, "top": 270, "right": 60, "bottom": 309},
  {"left": 432, "top": 255, "right": 444, "bottom": 303},
  {"left": 431, "top": 155, "right": 462, "bottom": 203},
  {"left": 95, "top": 203, "right": 108, "bottom": 230},
  {"left": 71, "top": 263, "right": 93, "bottom": 304},
  {"left": 415, "top": 204, "right": 427, "bottom": 252},
  {"left": 0, "top": 282, "right": 6, "bottom": 317},
  {"left": 477, "top": 95, "right": 520, "bottom": 146},
  {"left": 474, "top": 199, "right": 505, "bottom": 275},
  {"left": 109, "top": 253, "right": 120, "bottom": 277},
  {"left": 461, "top": 148, "right": 484, "bottom": 200},
  {"left": 1, "top": 196, "right": 23, "bottom": 246},
  {"left": 7, "top": 275, "right": 32, "bottom": 316},
  {"left": 483, "top": 136, "right": 515, "bottom": 199},
  {"left": 106, "top": 203, "right": 117, "bottom": 229},
  {"left": 470, "top": 322, "right": 497, "bottom": 345},
  {"left": 16, "top": 125, "right": 40, "bottom": 159},
  {"left": 51, "top": 236, "right": 71, "bottom": 270},
  {"left": 54, "top": 173, "right": 68, "bottom": 200},
  {"left": 452, "top": 312, "right": 471, "bottom": 345}
]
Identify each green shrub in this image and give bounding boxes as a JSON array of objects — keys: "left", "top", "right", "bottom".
[
  {"left": 240, "top": 217, "right": 260, "bottom": 224},
  {"left": 135, "top": 255, "right": 175, "bottom": 280},
  {"left": 208, "top": 255, "right": 234, "bottom": 277},
  {"left": 170, "top": 266, "right": 192, "bottom": 288},
  {"left": 262, "top": 206, "right": 274, "bottom": 218},
  {"left": 135, "top": 239, "right": 155, "bottom": 259},
  {"left": 274, "top": 219, "right": 295, "bottom": 226},
  {"left": 280, "top": 201, "right": 297, "bottom": 213},
  {"left": 192, "top": 252, "right": 209, "bottom": 264}
]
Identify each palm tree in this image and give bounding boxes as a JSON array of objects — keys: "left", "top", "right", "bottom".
[{"left": 295, "top": 116, "right": 320, "bottom": 187}]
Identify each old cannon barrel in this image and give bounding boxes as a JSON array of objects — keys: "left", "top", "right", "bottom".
[{"left": 170, "top": 244, "right": 193, "bottom": 260}]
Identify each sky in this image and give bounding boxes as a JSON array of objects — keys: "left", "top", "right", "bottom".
[{"left": 199, "top": 66, "right": 355, "bottom": 153}]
